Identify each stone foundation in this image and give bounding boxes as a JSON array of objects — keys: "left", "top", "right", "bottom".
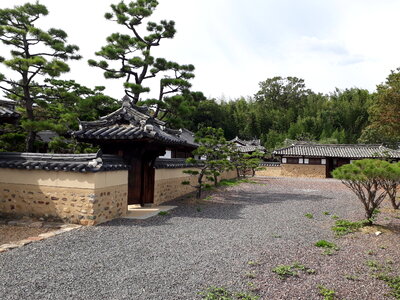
[
  {"left": 154, "top": 168, "right": 236, "bottom": 205},
  {"left": 281, "top": 164, "right": 326, "bottom": 178},
  {"left": 0, "top": 169, "right": 128, "bottom": 225}
]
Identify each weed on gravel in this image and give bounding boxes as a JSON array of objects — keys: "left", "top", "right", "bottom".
[
  {"left": 218, "top": 179, "right": 256, "bottom": 187},
  {"left": 158, "top": 211, "right": 169, "bottom": 216},
  {"left": 200, "top": 286, "right": 259, "bottom": 300},
  {"left": 331, "top": 219, "right": 369, "bottom": 237},
  {"left": 304, "top": 213, "right": 314, "bottom": 219},
  {"left": 366, "top": 259, "right": 400, "bottom": 299},
  {"left": 272, "top": 262, "right": 315, "bottom": 279},
  {"left": 314, "top": 240, "right": 339, "bottom": 255},
  {"left": 317, "top": 285, "right": 336, "bottom": 300}
]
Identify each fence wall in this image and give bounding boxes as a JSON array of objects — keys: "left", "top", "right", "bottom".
[
  {"left": 154, "top": 168, "right": 237, "bottom": 205},
  {"left": 0, "top": 169, "right": 128, "bottom": 225}
]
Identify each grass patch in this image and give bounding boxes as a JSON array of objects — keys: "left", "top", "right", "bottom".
[
  {"left": 376, "top": 274, "right": 400, "bottom": 299},
  {"left": 157, "top": 211, "right": 169, "bottom": 216},
  {"left": 272, "top": 262, "right": 315, "bottom": 279},
  {"left": 272, "top": 234, "right": 282, "bottom": 238},
  {"left": 315, "top": 240, "right": 339, "bottom": 255},
  {"left": 317, "top": 285, "right": 336, "bottom": 300},
  {"left": 200, "top": 286, "right": 259, "bottom": 300},
  {"left": 304, "top": 213, "right": 314, "bottom": 219},
  {"left": 315, "top": 240, "right": 338, "bottom": 250},
  {"left": 331, "top": 215, "right": 340, "bottom": 220},
  {"left": 365, "top": 259, "right": 400, "bottom": 299},
  {"left": 218, "top": 178, "right": 256, "bottom": 187},
  {"left": 323, "top": 211, "right": 331, "bottom": 215},
  {"left": 331, "top": 219, "right": 369, "bottom": 236}
]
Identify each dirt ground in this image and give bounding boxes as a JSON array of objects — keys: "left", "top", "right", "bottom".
[{"left": 0, "top": 224, "right": 53, "bottom": 245}]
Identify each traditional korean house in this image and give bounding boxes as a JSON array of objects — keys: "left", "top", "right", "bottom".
[
  {"left": 73, "top": 97, "right": 197, "bottom": 206},
  {"left": 229, "top": 136, "right": 266, "bottom": 154},
  {"left": 0, "top": 99, "right": 19, "bottom": 125},
  {"left": 159, "top": 128, "right": 197, "bottom": 159},
  {"left": 273, "top": 143, "right": 400, "bottom": 178}
]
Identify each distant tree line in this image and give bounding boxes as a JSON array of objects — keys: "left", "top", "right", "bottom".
[{"left": 181, "top": 75, "right": 400, "bottom": 152}]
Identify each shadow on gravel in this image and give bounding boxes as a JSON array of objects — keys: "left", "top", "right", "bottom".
[
  {"left": 100, "top": 201, "right": 247, "bottom": 227},
  {"left": 226, "top": 191, "right": 333, "bottom": 205}
]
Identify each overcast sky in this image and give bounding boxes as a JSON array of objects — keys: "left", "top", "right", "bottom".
[{"left": 1, "top": 0, "right": 400, "bottom": 101}]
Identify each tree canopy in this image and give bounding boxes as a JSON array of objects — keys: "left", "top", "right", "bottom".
[
  {"left": 88, "top": 0, "right": 196, "bottom": 124},
  {"left": 0, "top": 2, "right": 81, "bottom": 151}
]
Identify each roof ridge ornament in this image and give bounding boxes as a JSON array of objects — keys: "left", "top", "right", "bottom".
[{"left": 122, "top": 95, "right": 132, "bottom": 108}]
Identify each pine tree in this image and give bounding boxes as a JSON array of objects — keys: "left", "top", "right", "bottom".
[
  {"left": 88, "top": 0, "right": 195, "bottom": 121},
  {"left": 0, "top": 2, "right": 81, "bottom": 151}
]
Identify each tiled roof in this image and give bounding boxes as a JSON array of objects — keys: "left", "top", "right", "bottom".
[
  {"left": 0, "top": 99, "right": 19, "bottom": 119},
  {"left": 73, "top": 99, "right": 197, "bottom": 148},
  {"left": 0, "top": 151, "right": 128, "bottom": 172},
  {"left": 237, "top": 145, "right": 265, "bottom": 153},
  {"left": 229, "top": 136, "right": 265, "bottom": 153},
  {"left": 229, "top": 137, "right": 261, "bottom": 146},
  {"left": 273, "top": 144, "right": 400, "bottom": 159},
  {"left": 154, "top": 158, "right": 203, "bottom": 169}
]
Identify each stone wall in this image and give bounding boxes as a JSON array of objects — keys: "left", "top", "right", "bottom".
[
  {"left": 154, "top": 168, "right": 237, "bottom": 205},
  {"left": 255, "top": 166, "right": 282, "bottom": 177},
  {"left": 0, "top": 169, "right": 128, "bottom": 225},
  {"left": 281, "top": 164, "right": 326, "bottom": 178}
]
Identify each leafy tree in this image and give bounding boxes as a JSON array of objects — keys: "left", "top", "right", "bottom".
[
  {"left": 89, "top": 0, "right": 195, "bottom": 122},
  {"left": 378, "top": 161, "right": 400, "bottom": 209},
  {"left": 182, "top": 127, "right": 230, "bottom": 198},
  {"left": 228, "top": 145, "right": 247, "bottom": 178},
  {"left": 332, "top": 159, "right": 388, "bottom": 224},
  {"left": 360, "top": 68, "right": 400, "bottom": 147},
  {"left": 243, "top": 151, "right": 264, "bottom": 177},
  {"left": 0, "top": 2, "right": 81, "bottom": 151}
]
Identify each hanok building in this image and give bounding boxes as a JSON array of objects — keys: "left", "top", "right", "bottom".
[
  {"left": 273, "top": 143, "right": 400, "bottom": 178},
  {"left": 0, "top": 99, "right": 20, "bottom": 125},
  {"left": 73, "top": 97, "right": 197, "bottom": 206},
  {"left": 159, "top": 128, "right": 197, "bottom": 159},
  {"left": 229, "top": 136, "right": 266, "bottom": 155}
]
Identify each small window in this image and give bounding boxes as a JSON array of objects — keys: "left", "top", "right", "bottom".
[
  {"left": 304, "top": 158, "right": 309, "bottom": 164},
  {"left": 321, "top": 159, "right": 326, "bottom": 165},
  {"left": 299, "top": 158, "right": 304, "bottom": 164},
  {"left": 282, "top": 158, "right": 287, "bottom": 164},
  {"left": 309, "top": 158, "right": 321, "bottom": 165},
  {"left": 286, "top": 157, "right": 299, "bottom": 164}
]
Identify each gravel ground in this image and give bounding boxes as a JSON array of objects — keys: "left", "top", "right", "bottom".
[{"left": 0, "top": 177, "right": 399, "bottom": 300}]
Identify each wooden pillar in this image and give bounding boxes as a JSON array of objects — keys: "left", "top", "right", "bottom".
[{"left": 128, "top": 158, "right": 143, "bottom": 205}]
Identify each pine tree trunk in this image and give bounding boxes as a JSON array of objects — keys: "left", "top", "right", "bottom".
[
  {"left": 196, "top": 172, "right": 204, "bottom": 199},
  {"left": 23, "top": 81, "right": 35, "bottom": 152}
]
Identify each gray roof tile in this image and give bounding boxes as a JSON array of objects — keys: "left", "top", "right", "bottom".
[
  {"left": 73, "top": 102, "right": 197, "bottom": 148},
  {"left": 273, "top": 144, "right": 400, "bottom": 159},
  {"left": 0, "top": 151, "right": 129, "bottom": 172}
]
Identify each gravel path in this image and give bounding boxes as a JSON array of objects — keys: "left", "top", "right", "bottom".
[{"left": 0, "top": 177, "right": 399, "bottom": 299}]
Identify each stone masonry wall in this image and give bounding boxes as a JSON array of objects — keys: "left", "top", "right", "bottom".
[
  {"left": 255, "top": 166, "right": 282, "bottom": 177},
  {"left": 154, "top": 168, "right": 237, "bottom": 205},
  {"left": 281, "top": 164, "right": 326, "bottom": 178},
  {"left": 0, "top": 169, "right": 128, "bottom": 225}
]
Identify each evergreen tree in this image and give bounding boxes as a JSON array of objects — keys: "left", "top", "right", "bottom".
[
  {"left": 0, "top": 2, "right": 81, "bottom": 151},
  {"left": 360, "top": 68, "right": 400, "bottom": 147},
  {"left": 182, "top": 127, "right": 230, "bottom": 198},
  {"left": 88, "top": 0, "right": 195, "bottom": 122}
]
